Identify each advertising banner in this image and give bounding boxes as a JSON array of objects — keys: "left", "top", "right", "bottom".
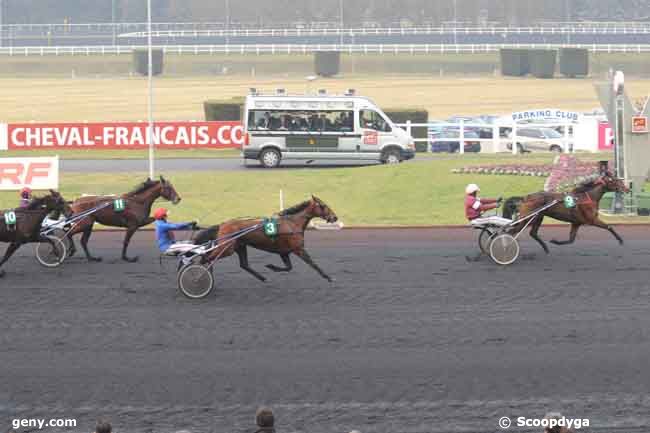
[
  {"left": 0, "top": 156, "right": 59, "bottom": 190},
  {"left": 1, "top": 121, "right": 244, "bottom": 150}
]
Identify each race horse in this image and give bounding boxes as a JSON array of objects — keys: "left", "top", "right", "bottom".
[
  {"left": 193, "top": 195, "right": 338, "bottom": 282},
  {"left": 67, "top": 176, "right": 181, "bottom": 262},
  {"left": 0, "top": 190, "right": 71, "bottom": 277},
  {"left": 502, "top": 173, "right": 629, "bottom": 254}
]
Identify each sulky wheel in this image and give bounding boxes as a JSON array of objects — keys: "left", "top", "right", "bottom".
[
  {"left": 478, "top": 227, "right": 495, "bottom": 255},
  {"left": 35, "top": 235, "right": 67, "bottom": 268},
  {"left": 178, "top": 264, "right": 214, "bottom": 299},
  {"left": 489, "top": 233, "right": 520, "bottom": 266},
  {"left": 49, "top": 228, "right": 74, "bottom": 258}
]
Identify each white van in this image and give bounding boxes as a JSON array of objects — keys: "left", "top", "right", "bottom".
[{"left": 242, "top": 90, "right": 416, "bottom": 168}]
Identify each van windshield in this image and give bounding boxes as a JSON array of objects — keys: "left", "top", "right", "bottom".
[
  {"left": 248, "top": 110, "right": 354, "bottom": 133},
  {"left": 360, "top": 110, "right": 391, "bottom": 132}
]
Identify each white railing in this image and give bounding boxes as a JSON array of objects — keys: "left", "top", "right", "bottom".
[
  {"left": 4, "top": 22, "right": 650, "bottom": 36},
  {"left": 117, "top": 24, "right": 650, "bottom": 39},
  {"left": 396, "top": 121, "right": 575, "bottom": 155},
  {"left": 2, "top": 43, "right": 650, "bottom": 56}
]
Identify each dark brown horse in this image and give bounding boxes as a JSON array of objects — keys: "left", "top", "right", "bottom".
[
  {"left": 0, "top": 190, "right": 71, "bottom": 277},
  {"left": 193, "top": 195, "right": 338, "bottom": 282},
  {"left": 67, "top": 176, "right": 180, "bottom": 262},
  {"left": 503, "top": 173, "right": 629, "bottom": 254}
]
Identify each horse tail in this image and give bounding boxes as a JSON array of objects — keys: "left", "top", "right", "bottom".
[
  {"left": 502, "top": 196, "right": 524, "bottom": 220},
  {"left": 192, "top": 225, "right": 219, "bottom": 245}
]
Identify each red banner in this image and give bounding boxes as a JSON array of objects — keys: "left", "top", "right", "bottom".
[
  {"left": 598, "top": 121, "right": 613, "bottom": 151},
  {"left": 1, "top": 121, "right": 244, "bottom": 150}
]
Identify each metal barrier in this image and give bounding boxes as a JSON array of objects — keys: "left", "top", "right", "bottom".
[{"left": 395, "top": 121, "right": 576, "bottom": 154}]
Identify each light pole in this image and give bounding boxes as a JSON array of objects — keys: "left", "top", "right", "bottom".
[
  {"left": 111, "top": 0, "right": 117, "bottom": 46},
  {"left": 613, "top": 70, "right": 626, "bottom": 213},
  {"left": 453, "top": 0, "right": 458, "bottom": 45},
  {"left": 225, "top": 0, "right": 230, "bottom": 45},
  {"left": 0, "top": 0, "right": 4, "bottom": 48},
  {"left": 147, "top": 0, "right": 155, "bottom": 179},
  {"left": 339, "top": 0, "right": 344, "bottom": 47}
]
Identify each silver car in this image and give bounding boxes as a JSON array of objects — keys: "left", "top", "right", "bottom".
[{"left": 507, "top": 127, "right": 565, "bottom": 153}]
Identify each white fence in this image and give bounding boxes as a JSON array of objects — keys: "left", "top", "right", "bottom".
[
  {"left": 118, "top": 24, "right": 650, "bottom": 38},
  {"left": 396, "top": 121, "right": 576, "bottom": 154},
  {"left": 3, "top": 22, "right": 650, "bottom": 36},
  {"left": 2, "top": 43, "right": 650, "bottom": 56}
]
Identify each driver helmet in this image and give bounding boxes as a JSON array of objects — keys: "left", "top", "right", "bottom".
[
  {"left": 153, "top": 208, "right": 168, "bottom": 220},
  {"left": 21, "top": 187, "right": 32, "bottom": 198},
  {"left": 256, "top": 407, "right": 274, "bottom": 428},
  {"left": 465, "top": 184, "right": 480, "bottom": 195}
]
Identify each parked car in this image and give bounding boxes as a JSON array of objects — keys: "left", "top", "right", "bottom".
[
  {"left": 429, "top": 128, "right": 481, "bottom": 153},
  {"left": 507, "top": 127, "right": 565, "bottom": 153},
  {"left": 447, "top": 116, "right": 494, "bottom": 139}
]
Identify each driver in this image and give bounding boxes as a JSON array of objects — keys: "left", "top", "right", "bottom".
[
  {"left": 154, "top": 208, "right": 198, "bottom": 255},
  {"left": 464, "top": 184, "right": 509, "bottom": 225},
  {"left": 19, "top": 187, "right": 33, "bottom": 208}
]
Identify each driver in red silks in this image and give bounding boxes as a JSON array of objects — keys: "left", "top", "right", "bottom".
[
  {"left": 464, "top": 183, "right": 503, "bottom": 221},
  {"left": 19, "top": 187, "right": 32, "bottom": 208},
  {"left": 465, "top": 183, "right": 509, "bottom": 262}
]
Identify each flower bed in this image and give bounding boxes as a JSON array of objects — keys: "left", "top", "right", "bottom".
[{"left": 452, "top": 156, "right": 608, "bottom": 192}]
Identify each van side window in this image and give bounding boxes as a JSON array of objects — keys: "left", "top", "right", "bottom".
[
  {"left": 248, "top": 110, "right": 353, "bottom": 133},
  {"left": 360, "top": 110, "right": 391, "bottom": 132}
]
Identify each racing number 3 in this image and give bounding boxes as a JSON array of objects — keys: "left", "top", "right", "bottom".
[{"left": 264, "top": 221, "right": 277, "bottom": 237}]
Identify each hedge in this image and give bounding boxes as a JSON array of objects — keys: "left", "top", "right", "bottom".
[
  {"left": 500, "top": 49, "right": 530, "bottom": 77},
  {"left": 529, "top": 50, "right": 557, "bottom": 79},
  {"left": 314, "top": 51, "right": 341, "bottom": 77},
  {"left": 204, "top": 97, "right": 244, "bottom": 121},
  {"left": 132, "top": 49, "right": 164, "bottom": 76},
  {"left": 560, "top": 48, "right": 589, "bottom": 77},
  {"left": 384, "top": 109, "right": 429, "bottom": 152}
]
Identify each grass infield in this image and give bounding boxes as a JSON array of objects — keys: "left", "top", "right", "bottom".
[{"left": 0, "top": 153, "right": 618, "bottom": 226}]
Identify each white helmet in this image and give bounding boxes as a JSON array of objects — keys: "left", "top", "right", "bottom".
[{"left": 465, "top": 183, "right": 480, "bottom": 195}]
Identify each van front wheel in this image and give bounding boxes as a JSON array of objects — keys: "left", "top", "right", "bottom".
[
  {"left": 260, "top": 148, "right": 281, "bottom": 168},
  {"left": 382, "top": 149, "right": 401, "bottom": 164}
]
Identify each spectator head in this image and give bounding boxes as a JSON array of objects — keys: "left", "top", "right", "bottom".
[
  {"left": 95, "top": 419, "right": 112, "bottom": 433},
  {"left": 256, "top": 407, "right": 274, "bottom": 428}
]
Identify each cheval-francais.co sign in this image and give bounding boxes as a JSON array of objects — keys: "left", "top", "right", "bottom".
[{"left": 0, "top": 121, "right": 244, "bottom": 151}]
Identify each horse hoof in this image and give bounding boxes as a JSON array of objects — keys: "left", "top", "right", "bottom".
[
  {"left": 549, "top": 240, "right": 559, "bottom": 245},
  {"left": 89, "top": 256, "right": 103, "bottom": 262},
  {"left": 0, "top": 270, "right": 5, "bottom": 278},
  {"left": 124, "top": 256, "right": 139, "bottom": 263}
]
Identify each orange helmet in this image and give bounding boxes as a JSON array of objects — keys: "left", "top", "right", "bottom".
[{"left": 153, "top": 208, "right": 168, "bottom": 220}]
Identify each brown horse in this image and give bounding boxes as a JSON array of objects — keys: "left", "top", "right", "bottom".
[
  {"left": 0, "top": 190, "right": 71, "bottom": 277},
  {"left": 503, "top": 173, "right": 629, "bottom": 254},
  {"left": 193, "top": 195, "right": 338, "bottom": 282},
  {"left": 67, "top": 176, "right": 181, "bottom": 262}
]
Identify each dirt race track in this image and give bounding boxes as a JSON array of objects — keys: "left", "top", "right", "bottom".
[{"left": 2, "top": 227, "right": 650, "bottom": 433}]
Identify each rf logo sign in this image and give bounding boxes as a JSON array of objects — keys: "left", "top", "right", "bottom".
[
  {"left": 0, "top": 157, "right": 60, "bottom": 190},
  {"left": 0, "top": 123, "right": 7, "bottom": 151}
]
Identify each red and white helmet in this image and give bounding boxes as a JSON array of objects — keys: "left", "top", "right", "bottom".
[
  {"left": 465, "top": 184, "right": 480, "bottom": 195},
  {"left": 153, "top": 208, "right": 168, "bottom": 220}
]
